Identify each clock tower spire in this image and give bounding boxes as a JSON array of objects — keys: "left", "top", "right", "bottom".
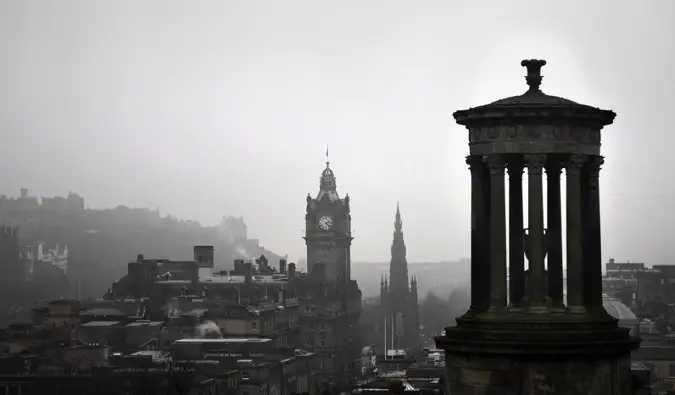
[{"left": 304, "top": 159, "right": 352, "bottom": 283}]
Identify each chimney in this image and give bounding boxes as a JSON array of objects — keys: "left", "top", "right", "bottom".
[
  {"left": 244, "top": 262, "right": 253, "bottom": 285},
  {"left": 137, "top": 254, "right": 144, "bottom": 263},
  {"left": 288, "top": 263, "right": 296, "bottom": 279},
  {"left": 193, "top": 246, "right": 214, "bottom": 268},
  {"left": 278, "top": 289, "right": 285, "bottom": 304},
  {"left": 234, "top": 259, "right": 245, "bottom": 274},
  {"left": 279, "top": 259, "right": 287, "bottom": 275}
]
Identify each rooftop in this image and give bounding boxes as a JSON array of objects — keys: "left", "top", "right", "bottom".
[
  {"left": 126, "top": 321, "right": 163, "bottom": 327},
  {"left": 174, "top": 338, "right": 272, "bottom": 344},
  {"left": 602, "top": 295, "right": 638, "bottom": 324},
  {"left": 80, "top": 308, "right": 127, "bottom": 316},
  {"left": 81, "top": 321, "right": 120, "bottom": 327},
  {"left": 129, "top": 350, "right": 170, "bottom": 363}
]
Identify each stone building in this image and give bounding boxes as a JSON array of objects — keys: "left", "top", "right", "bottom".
[
  {"left": 379, "top": 204, "right": 420, "bottom": 352},
  {"left": 303, "top": 160, "right": 362, "bottom": 390},
  {"left": 435, "top": 59, "right": 639, "bottom": 395},
  {"left": 98, "top": 160, "right": 362, "bottom": 392}
]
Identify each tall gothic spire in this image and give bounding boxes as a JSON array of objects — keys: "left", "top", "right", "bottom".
[
  {"left": 395, "top": 202, "right": 402, "bottom": 233},
  {"left": 389, "top": 204, "right": 409, "bottom": 297}
]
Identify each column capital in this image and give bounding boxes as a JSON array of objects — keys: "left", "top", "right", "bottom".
[
  {"left": 586, "top": 156, "right": 605, "bottom": 178},
  {"left": 465, "top": 155, "right": 484, "bottom": 171},
  {"left": 525, "top": 154, "right": 546, "bottom": 175},
  {"left": 483, "top": 155, "right": 506, "bottom": 175},
  {"left": 565, "top": 154, "right": 588, "bottom": 175}
]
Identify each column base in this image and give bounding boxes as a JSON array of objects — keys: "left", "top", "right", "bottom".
[
  {"left": 549, "top": 304, "right": 567, "bottom": 314},
  {"left": 488, "top": 307, "right": 508, "bottom": 315},
  {"left": 435, "top": 311, "right": 639, "bottom": 395},
  {"left": 567, "top": 305, "right": 588, "bottom": 315},
  {"left": 445, "top": 353, "right": 633, "bottom": 395},
  {"left": 527, "top": 304, "right": 548, "bottom": 314},
  {"left": 508, "top": 304, "right": 526, "bottom": 313}
]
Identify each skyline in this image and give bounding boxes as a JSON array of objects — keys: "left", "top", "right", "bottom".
[{"left": 2, "top": 1, "right": 674, "bottom": 263}]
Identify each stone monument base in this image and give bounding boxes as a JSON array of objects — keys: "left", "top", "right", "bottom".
[{"left": 435, "top": 313, "right": 640, "bottom": 395}]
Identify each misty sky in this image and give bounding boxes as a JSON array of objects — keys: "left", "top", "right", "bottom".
[{"left": 1, "top": 1, "right": 674, "bottom": 264}]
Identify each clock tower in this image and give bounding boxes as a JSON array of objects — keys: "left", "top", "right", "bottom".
[{"left": 304, "top": 160, "right": 352, "bottom": 284}]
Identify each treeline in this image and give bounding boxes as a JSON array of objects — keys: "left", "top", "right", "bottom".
[
  {"left": 358, "top": 288, "right": 470, "bottom": 347},
  {"left": 419, "top": 288, "right": 470, "bottom": 336}
]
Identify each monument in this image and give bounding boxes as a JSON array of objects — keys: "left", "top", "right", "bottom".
[{"left": 435, "top": 60, "right": 639, "bottom": 395}]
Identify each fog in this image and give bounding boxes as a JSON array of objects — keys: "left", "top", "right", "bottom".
[{"left": 1, "top": 1, "right": 674, "bottom": 264}]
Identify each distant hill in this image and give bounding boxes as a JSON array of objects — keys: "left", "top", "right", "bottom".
[{"left": 0, "top": 190, "right": 283, "bottom": 298}]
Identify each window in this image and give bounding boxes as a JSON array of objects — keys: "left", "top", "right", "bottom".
[
  {"left": 251, "top": 321, "right": 258, "bottom": 330},
  {"left": 320, "top": 339, "right": 325, "bottom": 347},
  {"left": 669, "top": 364, "right": 675, "bottom": 377},
  {"left": 242, "top": 371, "right": 250, "bottom": 380},
  {"left": 319, "top": 323, "right": 325, "bottom": 330}
]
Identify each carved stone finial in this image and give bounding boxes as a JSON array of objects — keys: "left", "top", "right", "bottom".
[{"left": 521, "top": 59, "right": 547, "bottom": 91}]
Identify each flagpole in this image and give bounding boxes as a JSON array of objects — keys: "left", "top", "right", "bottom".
[{"left": 383, "top": 314, "right": 387, "bottom": 360}]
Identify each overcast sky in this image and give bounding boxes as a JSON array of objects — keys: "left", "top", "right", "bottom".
[{"left": 1, "top": 1, "right": 674, "bottom": 264}]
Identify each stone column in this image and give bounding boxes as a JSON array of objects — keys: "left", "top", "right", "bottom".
[
  {"left": 508, "top": 158, "right": 525, "bottom": 308},
  {"left": 583, "top": 156, "right": 605, "bottom": 314},
  {"left": 566, "top": 154, "right": 587, "bottom": 313},
  {"left": 484, "top": 155, "right": 507, "bottom": 311},
  {"left": 467, "top": 156, "right": 490, "bottom": 313},
  {"left": 525, "top": 154, "right": 546, "bottom": 311},
  {"left": 546, "top": 158, "right": 564, "bottom": 309}
]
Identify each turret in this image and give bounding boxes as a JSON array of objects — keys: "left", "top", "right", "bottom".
[
  {"left": 411, "top": 276, "right": 418, "bottom": 302},
  {"left": 380, "top": 275, "right": 388, "bottom": 307}
]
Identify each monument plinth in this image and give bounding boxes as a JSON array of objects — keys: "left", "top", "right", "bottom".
[{"left": 435, "top": 60, "right": 639, "bottom": 395}]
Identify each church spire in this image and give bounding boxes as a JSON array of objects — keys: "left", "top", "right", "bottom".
[
  {"left": 389, "top": 203, "right": 409, "bottom": 297},
  {"left": 395, "top": 202, "right": 402, "bottom": 233},
  {"left": 391, "top": 204, "right": 407, "bottom": 260}
]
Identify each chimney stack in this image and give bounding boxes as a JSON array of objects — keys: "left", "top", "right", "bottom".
[
  {"left": 193, "top": 246, "right": 214, "bottom": 268},
  {"left": 234, "top": 259, "right": 245, "bottom": 274},
  {"left": 288, "top": 263, "right": 296, "bottom": 279},
  {"left": 244, "top": 262, "right": 253, "bottom": 285},
  {"left": 279, "top": 259, "right": 287, "bottom": 275}
]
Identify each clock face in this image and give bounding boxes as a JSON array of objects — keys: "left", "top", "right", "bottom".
[{"left": 318, "top": 216, "right": 333, "bottom": 231}]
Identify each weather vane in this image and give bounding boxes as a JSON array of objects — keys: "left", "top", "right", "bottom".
[{"left": 325, "top": 144, "right": 330, "bottom": 166}]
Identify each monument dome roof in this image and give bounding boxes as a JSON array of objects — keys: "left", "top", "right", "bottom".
[
  {"left": 602, "top": 295, "right": 638, "bottom": 326},
  {"left": 474, "top": 59, "right": 593, "bottom": 109}
]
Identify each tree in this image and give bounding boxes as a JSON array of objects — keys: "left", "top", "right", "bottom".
[
  {"left": 447, "top": 288, "right": 470, "bottom": 316},
  {"left": 420, "top": 292, "right": 454, "bottom": 336}
]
